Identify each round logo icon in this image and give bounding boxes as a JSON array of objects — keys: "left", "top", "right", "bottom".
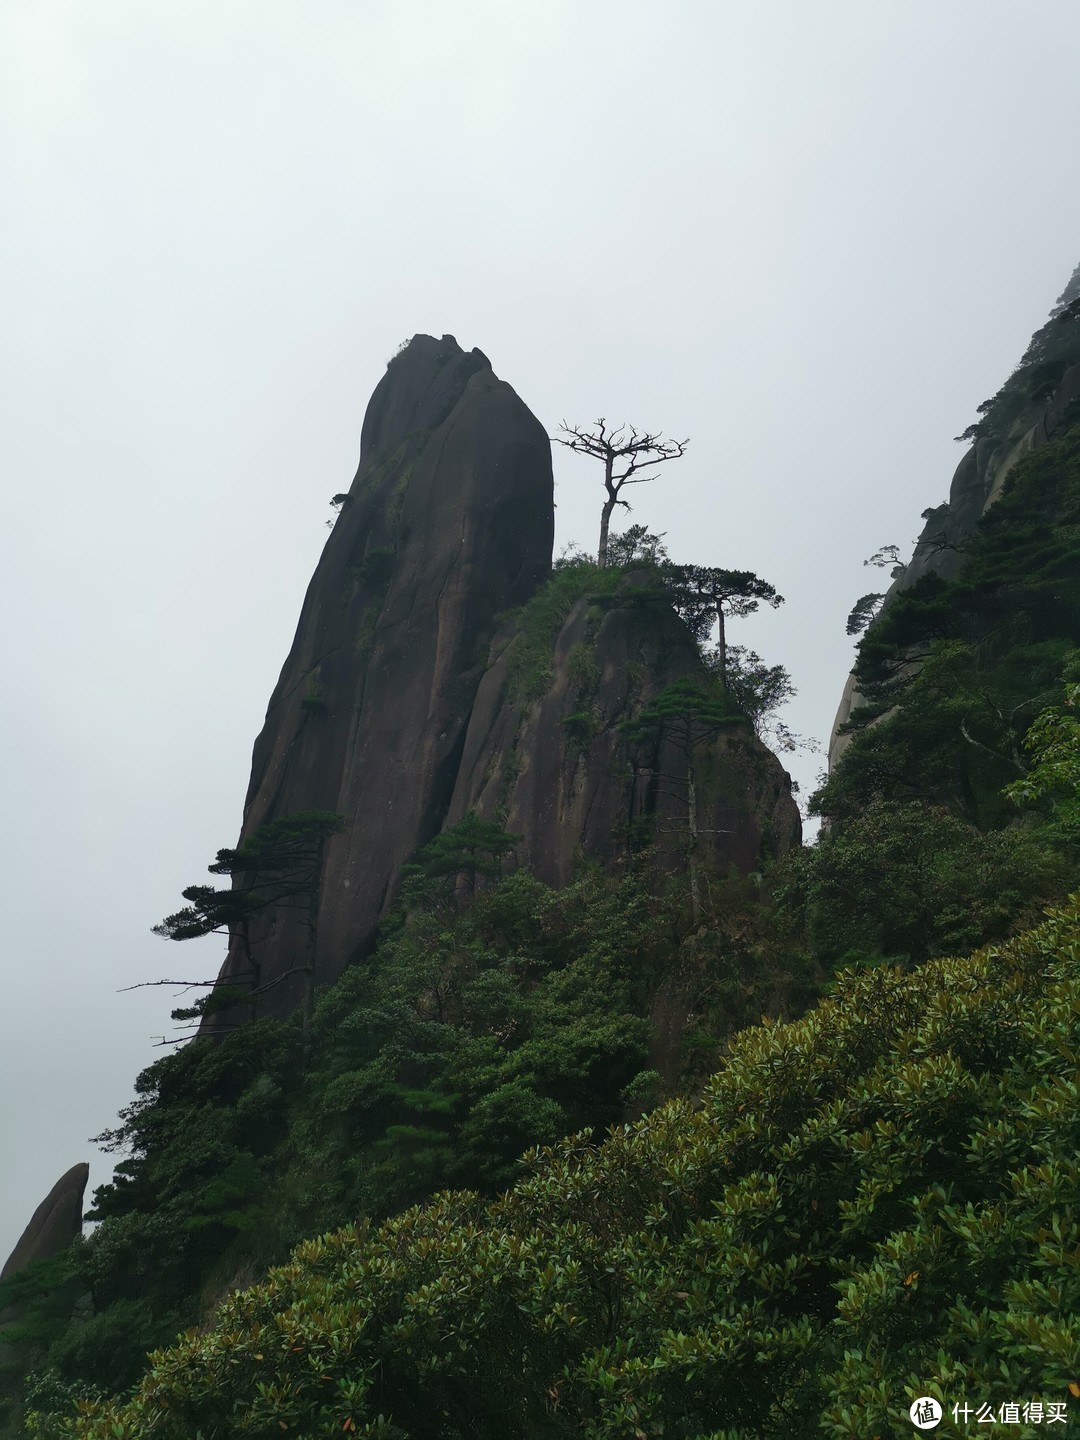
[{"left": 909, "top": 1397, "right": 943, "bottom": 1429}]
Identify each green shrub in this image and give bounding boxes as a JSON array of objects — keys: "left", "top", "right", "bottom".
[
  {"left": 778, "top": 798, "right": 1064, "bottom": 967},
  {"left": 34, "top": 895, "right": 1080, "bottom": 1438},
  {"left": 504, "top": 561, "right": 625, "bottom": 703},
  {"left": 819, "top": 425, "right": 1080, "bottom": 831},
  {"left": 25, "top": 861, "right": 776, "bottom": 1419}
]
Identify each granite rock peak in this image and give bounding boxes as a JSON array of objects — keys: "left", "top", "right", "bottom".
[{"left": 205, "top": 337, "right": 799, "bottom": 1030}]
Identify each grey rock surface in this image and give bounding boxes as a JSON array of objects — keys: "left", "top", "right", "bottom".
[
  {"left": 830, "top": 360, "right": 1080, "bottom": 767},
  {"left": 449, "top": 587, "right": 800, "bottom": 884},
  {"left": 1, "top": 1163, "right": 88, "bottom": 1285},
  {"left": 207, "top": 338, "right": 799, "bottom": 1033},
  {"left": 206, "top": 336, "right": 554, "bottom": 1024}
]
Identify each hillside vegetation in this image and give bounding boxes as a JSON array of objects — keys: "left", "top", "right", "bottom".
[
  {"left": 24, "top": 894, "right": 1080, "bottom": 1438},
  {"left": 5, "top": 382, "right": 1080, "bottom": 1434},
  {"left": 823, "top": 425, "right": 1080, "bottom": 831},
  {"left": 0, "top": 816, "right": 812, "bottom": 1435}
]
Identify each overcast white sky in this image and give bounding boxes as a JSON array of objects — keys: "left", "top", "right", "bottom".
[{"left": 2, "top": 0, "right": 1078, "bottom": 1265}]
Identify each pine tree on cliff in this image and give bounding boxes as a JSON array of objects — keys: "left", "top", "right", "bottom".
[
  {"left": 553, "top": 419, "right": 688, "bottom": 567},
  {"left": 662, "top": 566, "right": 784, "bottom": 689},
  {"left": 153, "top": 811, "right": 345, "bottom": 1036}
]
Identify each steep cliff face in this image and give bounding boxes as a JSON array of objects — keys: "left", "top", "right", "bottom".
[
  {"left": 831, "top": 266, "right": 1080, "bottom": 766},
  {"left": 450, "top": 583, "right": 799, "bottom": 882},
  {"left": 451, "top": 580, "right": 800, "bottom": 1084},
  {"left": 0, "top": 1165, "right": 88, "bottom": 1287},
  {"left": 209, "top": 336, "right": 554, "bottom": 1022},
  {"left": 1, "top": 1163, "right": 89, "bottom": 1368},
  {"left": 209, "top": 339, "right": 798, "bottom": 1028}
]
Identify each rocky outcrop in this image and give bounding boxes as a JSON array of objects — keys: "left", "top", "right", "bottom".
[
  {"left": 0, "top": 1164, "right": 89, "bottom": 1375},
  {"left": 1, "top": 1164, "right": 88, "bottom": 1285},
  {"left": 449, "top": 583, "right": 799, "bottom": 881},
  {"left": 207, "top": 338, "right": 799, "bottom": 1030},
  {"left": 447, "top": 574, "right": 799, "bottom": 1084},
  {"left": 207, "top": 337, "right": 554, "bottom": 1023},
  {"left": 830, "top": 356, "right": 1080, "bottom": 767}
]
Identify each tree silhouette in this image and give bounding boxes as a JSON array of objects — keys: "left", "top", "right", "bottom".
[
  {"left": 662, "top": 566, "right": 784, "bottom": 689},
  {"left": 844, "top": 544, "right": 905, "bottom": 636},
  {"left": 846, "top": 592, "right": 885, "bottom": 636},
  {"left": 604, "top": 524, "right": 669, "bottom": 569},
  {"left": 553, "top": 419, "right": 688, "bottom": 567},
  {"left": 864, "top": 543, "right": 904, "bottom": 577},
  {"left": 153, "top": 811, "right": 345, "bottom": 1036}
]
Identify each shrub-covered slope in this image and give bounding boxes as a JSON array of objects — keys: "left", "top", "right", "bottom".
[
  {"left": 823, "top": 424, "right": 1080, "bottom": 830},
  {"left": 31, "top": 893, "right": 1080, "bottom": 1439},
  {"left": 9, "top": 384, "right": 1080, "bottom": 1437},
  {"left": 789, "top": 425, "right": 1080, "bottom": 974},
  {"left": 0, "top": 844, "right": 812, "bottom": 1435},
  {"left": 0, "top": 544, "right": 809, "bottom": 1436}
]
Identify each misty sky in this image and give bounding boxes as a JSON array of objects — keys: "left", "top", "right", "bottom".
[{"left": 2, "top": 0, "right": 1078, "bottom": 1265}]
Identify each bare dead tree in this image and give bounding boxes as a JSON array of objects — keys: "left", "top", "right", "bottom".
[{"left": 553, "top": 418, "right": 688, "bottom": 566}]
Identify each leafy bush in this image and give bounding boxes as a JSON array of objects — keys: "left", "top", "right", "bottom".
[
  {"left": 18, "top": 856, "right": 796, "bottom": 1416},
  {"left": 503, "top": 560, "right": 625, "bottom": 702},
  {"left": 38, "top": 896, "right": 1080, "bottom": 1438},
  {"left": 1006, "top": 679, "right": 1080, "bottom": 841},
  {"left": 777, "top": 798, "right": 1064, "bottom": 967},
  {"left": 19, "top": 424, "right": 1080, "bottom": 1435}
]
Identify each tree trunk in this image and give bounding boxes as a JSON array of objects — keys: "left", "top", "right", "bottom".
[
  {"left": 300, "top": 967, "right": 314, "bottom": 1037},
  {"left": 597, "top": 453, "right": 617, "bottom": 566},
  {"left": 598, "top": 496, "right": 616, "bottom": 567},
  {"left": 715, "top": 606, "right": 727, "bottom": 690}
]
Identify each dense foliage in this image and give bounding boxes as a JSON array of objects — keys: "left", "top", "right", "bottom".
[
  {"left": 7, "top": 389, "right": 1080, "bottom": 1436},
  {"left": 1005, "top": 681, "right": 1080, "bottom": 842},
  {"left": 26, "top": 894, "right": 1080, "bottom": 1438},
  {"left": 0, "top": 831, "right": 812, "bottom": 1433},
  {"left": 818, "top": 424, "right": 1080, "bottom": 833},
  {"left": 783, "top": 798, "right": 1066, "bottom": 973}
]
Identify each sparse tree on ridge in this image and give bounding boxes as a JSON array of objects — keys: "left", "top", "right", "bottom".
[
  {"left": 604, "top": 523, "right": 670, "bottom": 569},
  {"left": 553, "top": 419, "right": 688, "bottom": 567},
  {"left": 710, "top": 644, "right": 814, "bottom": 754},
  {"left": 846, "top": 592, "right": 885, "bottom": 636},
  {"left": 844, "top": 543, "right": 904, "bottom": 636},
  {"left": 864, "top": 543, "right": 905, "bottom": 578},
  {"left": 662, "top": 565, "right": 784, "bottom": 689}
]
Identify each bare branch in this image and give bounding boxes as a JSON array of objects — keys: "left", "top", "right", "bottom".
[
  {"left": 914, "top": 531, "right": 973, "bottom": 560},
  {"left": 553, "top": 418, "right": 689, "bottom": 566},
  {"left": 959, "top": 718, "right": 1025, "bottom": 773},
  {"left": 118, "top": 973, "right": 255, "bottom": 994},
  {"left": 613, "top": 437, "right": 689, "bottom": 486},
  {"left": 248, "top": 964, "right": 315, "bottom": 999}
]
